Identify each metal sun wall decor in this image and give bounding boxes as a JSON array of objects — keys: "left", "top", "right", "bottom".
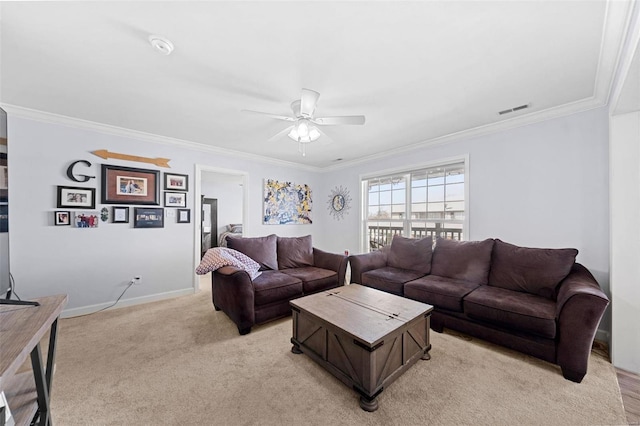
[
  {"left": 327, "top": 185, "right": 352, "bottom": 220},
  {"left": 263, "top": 179, "right": 312, "bottom": 225}
]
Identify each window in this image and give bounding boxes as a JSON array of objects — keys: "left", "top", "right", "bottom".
[{"left": 363, "top": 161, "right": 466, "bottom": 251}]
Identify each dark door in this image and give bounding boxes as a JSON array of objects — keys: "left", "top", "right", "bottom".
[{"left": 201, "top": 197, "right": 218, "bottom": 256}]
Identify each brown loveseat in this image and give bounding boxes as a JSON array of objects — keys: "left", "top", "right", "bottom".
[
  {"left": 349, "top": 236, "right": 609, "bottom": 383},
  {"left": 212, "top": 234, "right": 347, "bottom": 335}
]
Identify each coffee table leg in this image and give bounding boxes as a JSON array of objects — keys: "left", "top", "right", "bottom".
[
  {"left": 421, "top": 344, "right": 432, "bottom": 360},
  {"left": 291, "top": 344, "right": 303, "bottom": 354},
  {"left": 359, "top": 395, "right": 379, "bottom": 412}
]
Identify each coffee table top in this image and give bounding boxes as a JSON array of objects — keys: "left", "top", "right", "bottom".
[{"left": 290, "top": 284, "right": 433, "bottom": 346}]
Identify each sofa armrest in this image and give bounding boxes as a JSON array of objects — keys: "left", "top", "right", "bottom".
[
  {"left": 212, "top": 266, "right": 255, "bottom": 333},
  {"left": 555, "top": 263, "right": 609, "bottom": 382},
  {"left": 348, "top": 250, "right": 388, "bottom": 284},
  {"left": 313, "top": 248, "right": 348, "bottom": 286}
]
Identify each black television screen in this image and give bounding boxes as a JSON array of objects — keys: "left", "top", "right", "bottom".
[{"left": 0, "top": 107, "right": 11, "bottom": 298}]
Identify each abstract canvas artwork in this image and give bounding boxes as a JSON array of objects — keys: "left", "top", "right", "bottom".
[{"left": 263, "top": 179, "right": 312, "bottom": 225}]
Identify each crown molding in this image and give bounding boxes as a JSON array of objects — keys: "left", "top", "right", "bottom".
[
  {"left": 594, "top": 0, "right": 635, "bottom": 104},
  {"left": 3, "top": 96, "right": 605, "bottom": 175},
  {"left": 610, "top": 0, "right": 640, "bottom": 114},
  {"left": 0, "top": 104, "right": 323, "bottom": 172},
  {"left": 323, "top": 96, "right": 605, "bottom": 172}
]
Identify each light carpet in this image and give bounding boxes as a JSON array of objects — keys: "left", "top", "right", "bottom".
[{"left": 50, "top": 287, "right": 626, "bottom": 425}]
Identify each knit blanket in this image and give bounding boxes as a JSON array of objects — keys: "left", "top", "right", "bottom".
[{"left": 196, "top": 247, "right": 262, "bottom": 280}]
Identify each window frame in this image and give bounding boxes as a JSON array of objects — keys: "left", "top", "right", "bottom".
[{"left": 359, "top": 155, "right": 470, "bottom": 253}]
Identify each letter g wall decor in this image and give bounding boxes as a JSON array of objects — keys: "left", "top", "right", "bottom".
[{"left": 66, "top": 160, "right": 96, "bottom": 183}]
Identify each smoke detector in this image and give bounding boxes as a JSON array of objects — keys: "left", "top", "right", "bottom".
[{"left": 148, "top": 35, "right": 174, "bottom": 56}]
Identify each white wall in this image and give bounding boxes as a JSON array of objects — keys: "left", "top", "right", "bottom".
[
  {"left": 7, "top": 108, "right": 612, "bottom": 340},
  {"left": 610, "top": 111, "right": 640, "bottom": 374},
  {"left": 317, "top": 107, "right": 611, "bottom": 335},
  {"left": 7, "top": 116, "right": 322, "bottom": 315},
  {"left": 201, "top": 172, "right": 243, "bottom": 238}
]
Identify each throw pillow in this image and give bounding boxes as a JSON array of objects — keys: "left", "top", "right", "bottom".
[
  {"left": 226, "top": 234, "right": 278, "bottom": 271},
  {"left": 387, "top": 235, "right": 433, "bottom": 274},
  {"left": 488, "top": 239, "right": 578, "bottom": 299},
  {"left": 431, "top": 238, "right": 495, "bottom": 284},
  {"left": 277, "top": 235, "right": 314, "bottom": 269}
]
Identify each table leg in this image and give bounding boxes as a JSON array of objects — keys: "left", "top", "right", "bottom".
[
  {"left": 45, "top": 319, "right": 59, "bottom": 392},
  {"left": 29, "top": 318, "right": 59, "bottom": 426},
  {"left": 359, "top": 395, "right": 379, "bottom": 412},
  {"left": 421, "top": 343, "right": 432, "bottom": 360},
  {"left": 30, "top": 344, "right": 51, "bottom": 426}
]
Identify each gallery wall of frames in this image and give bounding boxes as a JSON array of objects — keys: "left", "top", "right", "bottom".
[{"left": 54, "top": 157, "right": 190, "bottom": 229}]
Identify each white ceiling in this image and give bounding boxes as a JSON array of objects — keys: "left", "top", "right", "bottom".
[{"left": 0, "top": 1, "right": 635, "bottom": 169}]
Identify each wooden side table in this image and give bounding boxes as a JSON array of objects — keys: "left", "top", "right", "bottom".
[{"left": 0, "top": 295, "right": 68, "bottom": 425}]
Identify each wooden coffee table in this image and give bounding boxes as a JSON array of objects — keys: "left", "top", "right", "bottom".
[{"left": 290, "top": 284, "right": 433, "bottom": 411}]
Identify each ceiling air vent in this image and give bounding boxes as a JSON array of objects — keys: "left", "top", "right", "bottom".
[{"left": 498, "top": 103, "right": 530, "bottom": 115}]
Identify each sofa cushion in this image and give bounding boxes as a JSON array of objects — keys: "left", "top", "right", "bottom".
[
  {"left": 277, "top": 235, "right": 314, "bottom": 269},
  {"left": 361, "top": 266, "right": 426, "bottom": 296},
  {"left": 387, "top": 235, "right": 433, "bottom": 274},
  {"left": 226, "top": 234, "right": 278, "bottom": 271},
  {"left": 489, "top": 239, "right": 578, "bottom": 299},
  {"left": 431, "top": 238, "right": 495, "bottom": 284},
  {"left": 404, "top": 275, "right": 480, "bottom": 312},
  {"left": 463, "top": 285, "right": 557, "bottom": 339},
  {"left": 252, "top": 270, "right": 303, "bottom": 306},
  {"left": 281, "top": 267, "right": 338, "bottom": 294}
]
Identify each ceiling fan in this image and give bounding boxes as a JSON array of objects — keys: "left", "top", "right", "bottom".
[{"left": 242, "top": 88, "right": 365, "bottom": 156}]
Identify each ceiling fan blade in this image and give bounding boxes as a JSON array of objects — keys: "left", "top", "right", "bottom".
[
  {"left": 312, "top": 115, "right": 366, "bottom": 125},
  {"left": 300, "top": 89, "right": 320, "bottom": 117},
  {"left": 315, "top": 127, "right": 334, "bottom": 145},
  {"left": 241, "top": 109, "right": 295, "bottom": 122},
  {"left": 267, "top": 125, "right": 294, "bottom": 142}
]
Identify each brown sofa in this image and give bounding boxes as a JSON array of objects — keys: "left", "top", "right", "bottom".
[
  {"left": 349, "top": 236, "right": 609, "bottom": 383},
  {"left": 212, "top": 234, "right": 348, "bottom": 335}
]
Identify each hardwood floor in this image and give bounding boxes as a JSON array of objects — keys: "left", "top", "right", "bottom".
[{"left": 618, "top": 368, "right": 640, "bottom": 425}]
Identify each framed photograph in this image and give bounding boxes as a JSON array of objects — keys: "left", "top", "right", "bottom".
[
  {"left": 177, "top": 209, "right": 191, "bottom": 223},
  {"left": 112, "top": 206, "right": 129, "bottom": 223},
  {"left": 164, "top": 191, "right": 187, "bottom": 208},
  {"left": 0, "top": 204, "right": 7, "bottom": 233},
  {"left": 0, "top": 153, "right": 7, "bottom": 202},
  {"left": 74, "top": 211, "right": 99, "bottom": 228},
  {"left": 57, "top": 185, "right": 96, "bottom": 209},
  {"left": 133, "top": 207, "right": 164, "bottom": 228},
  {"left": 54, "top": 211, "right": 71, "bottom": 226},
  {"left": 101, "top": 164, "right": 160, "bottom": 205},
  {"left": 164, "top": 172, "right": 188, "bottom": 191}
]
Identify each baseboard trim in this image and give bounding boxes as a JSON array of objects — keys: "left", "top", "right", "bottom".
[{"left": 61, "top": 288, "right": 196, "bottom": 318}]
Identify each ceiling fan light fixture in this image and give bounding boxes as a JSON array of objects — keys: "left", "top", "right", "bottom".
[
  {"left": 298, "top": 121, "right": 309, "bottom": 137},
  {"left": 244, "top": 88, "right": 364, "bottom": 157},
  {"left": 308, "top": 127, "right": 321, "bottom": 140},
  {"left": 288, "top": 119, "right": 320, "bottom": 144}
]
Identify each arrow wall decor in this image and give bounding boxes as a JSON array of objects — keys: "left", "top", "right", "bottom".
[{"left": 92, "top": 149, "right": 171, "bottom": 168}]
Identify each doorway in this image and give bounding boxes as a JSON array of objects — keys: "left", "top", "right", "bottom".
[{"left": 193, "top": 165, "right": 248, "bottom": 291}]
